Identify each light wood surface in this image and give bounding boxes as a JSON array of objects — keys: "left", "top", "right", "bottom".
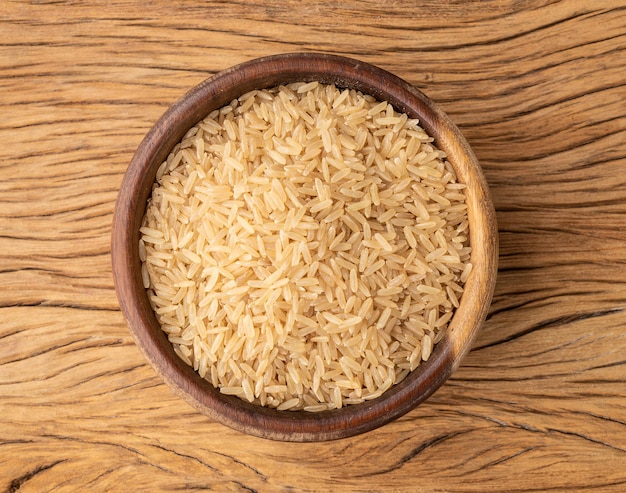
[{"left": 1, "top": 1, "right": 625, "bottom": 491}]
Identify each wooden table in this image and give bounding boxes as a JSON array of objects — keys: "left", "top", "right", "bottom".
[{"left": 2, "top": 1, "right": 625, "bottom": 491}]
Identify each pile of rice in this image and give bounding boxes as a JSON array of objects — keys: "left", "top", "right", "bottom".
[{"left": 139, "top": 81, "right": 471, "bottom": 412}]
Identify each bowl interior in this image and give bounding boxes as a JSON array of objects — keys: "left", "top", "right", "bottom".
[{"left": 111, "top": 53, "right": 498, "bottom": 441}]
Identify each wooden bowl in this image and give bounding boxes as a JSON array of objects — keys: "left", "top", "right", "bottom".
[{"left": 111, "top": 53, "right": 498, "bottom": 441}]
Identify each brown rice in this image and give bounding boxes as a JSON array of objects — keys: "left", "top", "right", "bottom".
[{"left": 140, "top": 81, "right": 471, "bottom": 411}]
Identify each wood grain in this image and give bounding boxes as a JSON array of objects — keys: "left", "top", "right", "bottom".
[{"left": 1, "top": 0, "right": 625, "bottom": 490}]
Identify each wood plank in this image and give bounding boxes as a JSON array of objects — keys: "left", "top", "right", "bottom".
[{"left": 1, "top": 0, "right": 625, "bottom": 490}]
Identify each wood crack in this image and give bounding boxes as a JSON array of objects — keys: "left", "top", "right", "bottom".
[
  {"left": 5, "top": 460, "right": 66, "bottom": 493},
  {"left": 474, "top": 308, "right": 624, "bottom": 351},
  {"left": 355, "top": 430, "right": 471, "bottom": 477}
]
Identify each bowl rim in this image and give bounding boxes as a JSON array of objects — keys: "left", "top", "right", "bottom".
[{"left": 111, "top": 52, "right": 498, "bottom": 442}]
